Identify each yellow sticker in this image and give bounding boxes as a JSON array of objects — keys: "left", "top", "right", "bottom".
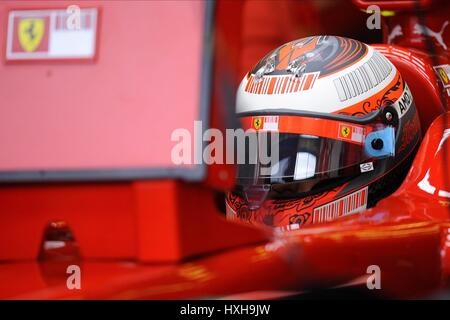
[
  {"left": 253, "top": 117, "right": 262, "bottom": 130},
  {"left": 438, "top": 68, "right": 449, "bottom": 85},
  {"left": 341, "top": 125, "right": 350, "bottom": 138},
  {"left": 434, "top": 65, "right": 450, "bottom": 89},
  {"left": 18, "top": 18, "right": 45, "bottom": 52}
]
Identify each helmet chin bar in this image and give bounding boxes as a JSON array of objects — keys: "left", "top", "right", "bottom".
[{"left": 364, "top": 126, "right": 396, "bottom": 158}]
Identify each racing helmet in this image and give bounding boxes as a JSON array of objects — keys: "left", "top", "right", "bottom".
[{"left": 226, "top": 36, "right": 421, "bottom": 232}]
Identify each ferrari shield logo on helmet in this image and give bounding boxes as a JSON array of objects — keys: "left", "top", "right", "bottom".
[
  {"left": 253, "top": 117, "right": 262, "bottom": 130},
  {"left": 18, "top": 18, "right": 44, "bottom": 52},
  {"left": 341, "top": 125, "right": 350, "bottom": 138}
]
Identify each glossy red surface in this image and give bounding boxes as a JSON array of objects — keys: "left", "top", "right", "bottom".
[{"left": 1, "top": 97, "right": 449, "bottom": 300}]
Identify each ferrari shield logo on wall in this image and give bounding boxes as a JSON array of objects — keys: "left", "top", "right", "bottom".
[
  {"left": 18, "top": 18, "right": 45, "bottom": 52},
  {"left": 253, "top": 117, "right": 262, "bottom": 130},
  {"left": 6, "top": 8, "right": 98, "bottom": 61}
]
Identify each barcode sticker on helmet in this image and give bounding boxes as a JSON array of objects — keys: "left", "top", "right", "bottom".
[
  {"left": 333, "top": 53, "right": 393, "bottom": 101},
  {"left": 312, "top": 186, "right": 368, "bottom": 224}
]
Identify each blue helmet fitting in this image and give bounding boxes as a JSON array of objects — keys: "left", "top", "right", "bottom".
[{"left": 364, "top": 126, "right": 396, "bottom": 158}]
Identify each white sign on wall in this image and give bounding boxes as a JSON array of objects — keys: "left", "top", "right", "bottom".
[{"left": 6, "top": 8, "right": 98, "bottom": 61}]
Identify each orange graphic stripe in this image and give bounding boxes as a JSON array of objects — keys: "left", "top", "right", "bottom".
[
  {"left": 303, "top": 74, "right": 314, "bottom": 90},
  {"left": 241, "top": 115, "right": 371, "bottom": 144},
  {"left": 268, "top": 77, "right": 276, "bottom": 94}
]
